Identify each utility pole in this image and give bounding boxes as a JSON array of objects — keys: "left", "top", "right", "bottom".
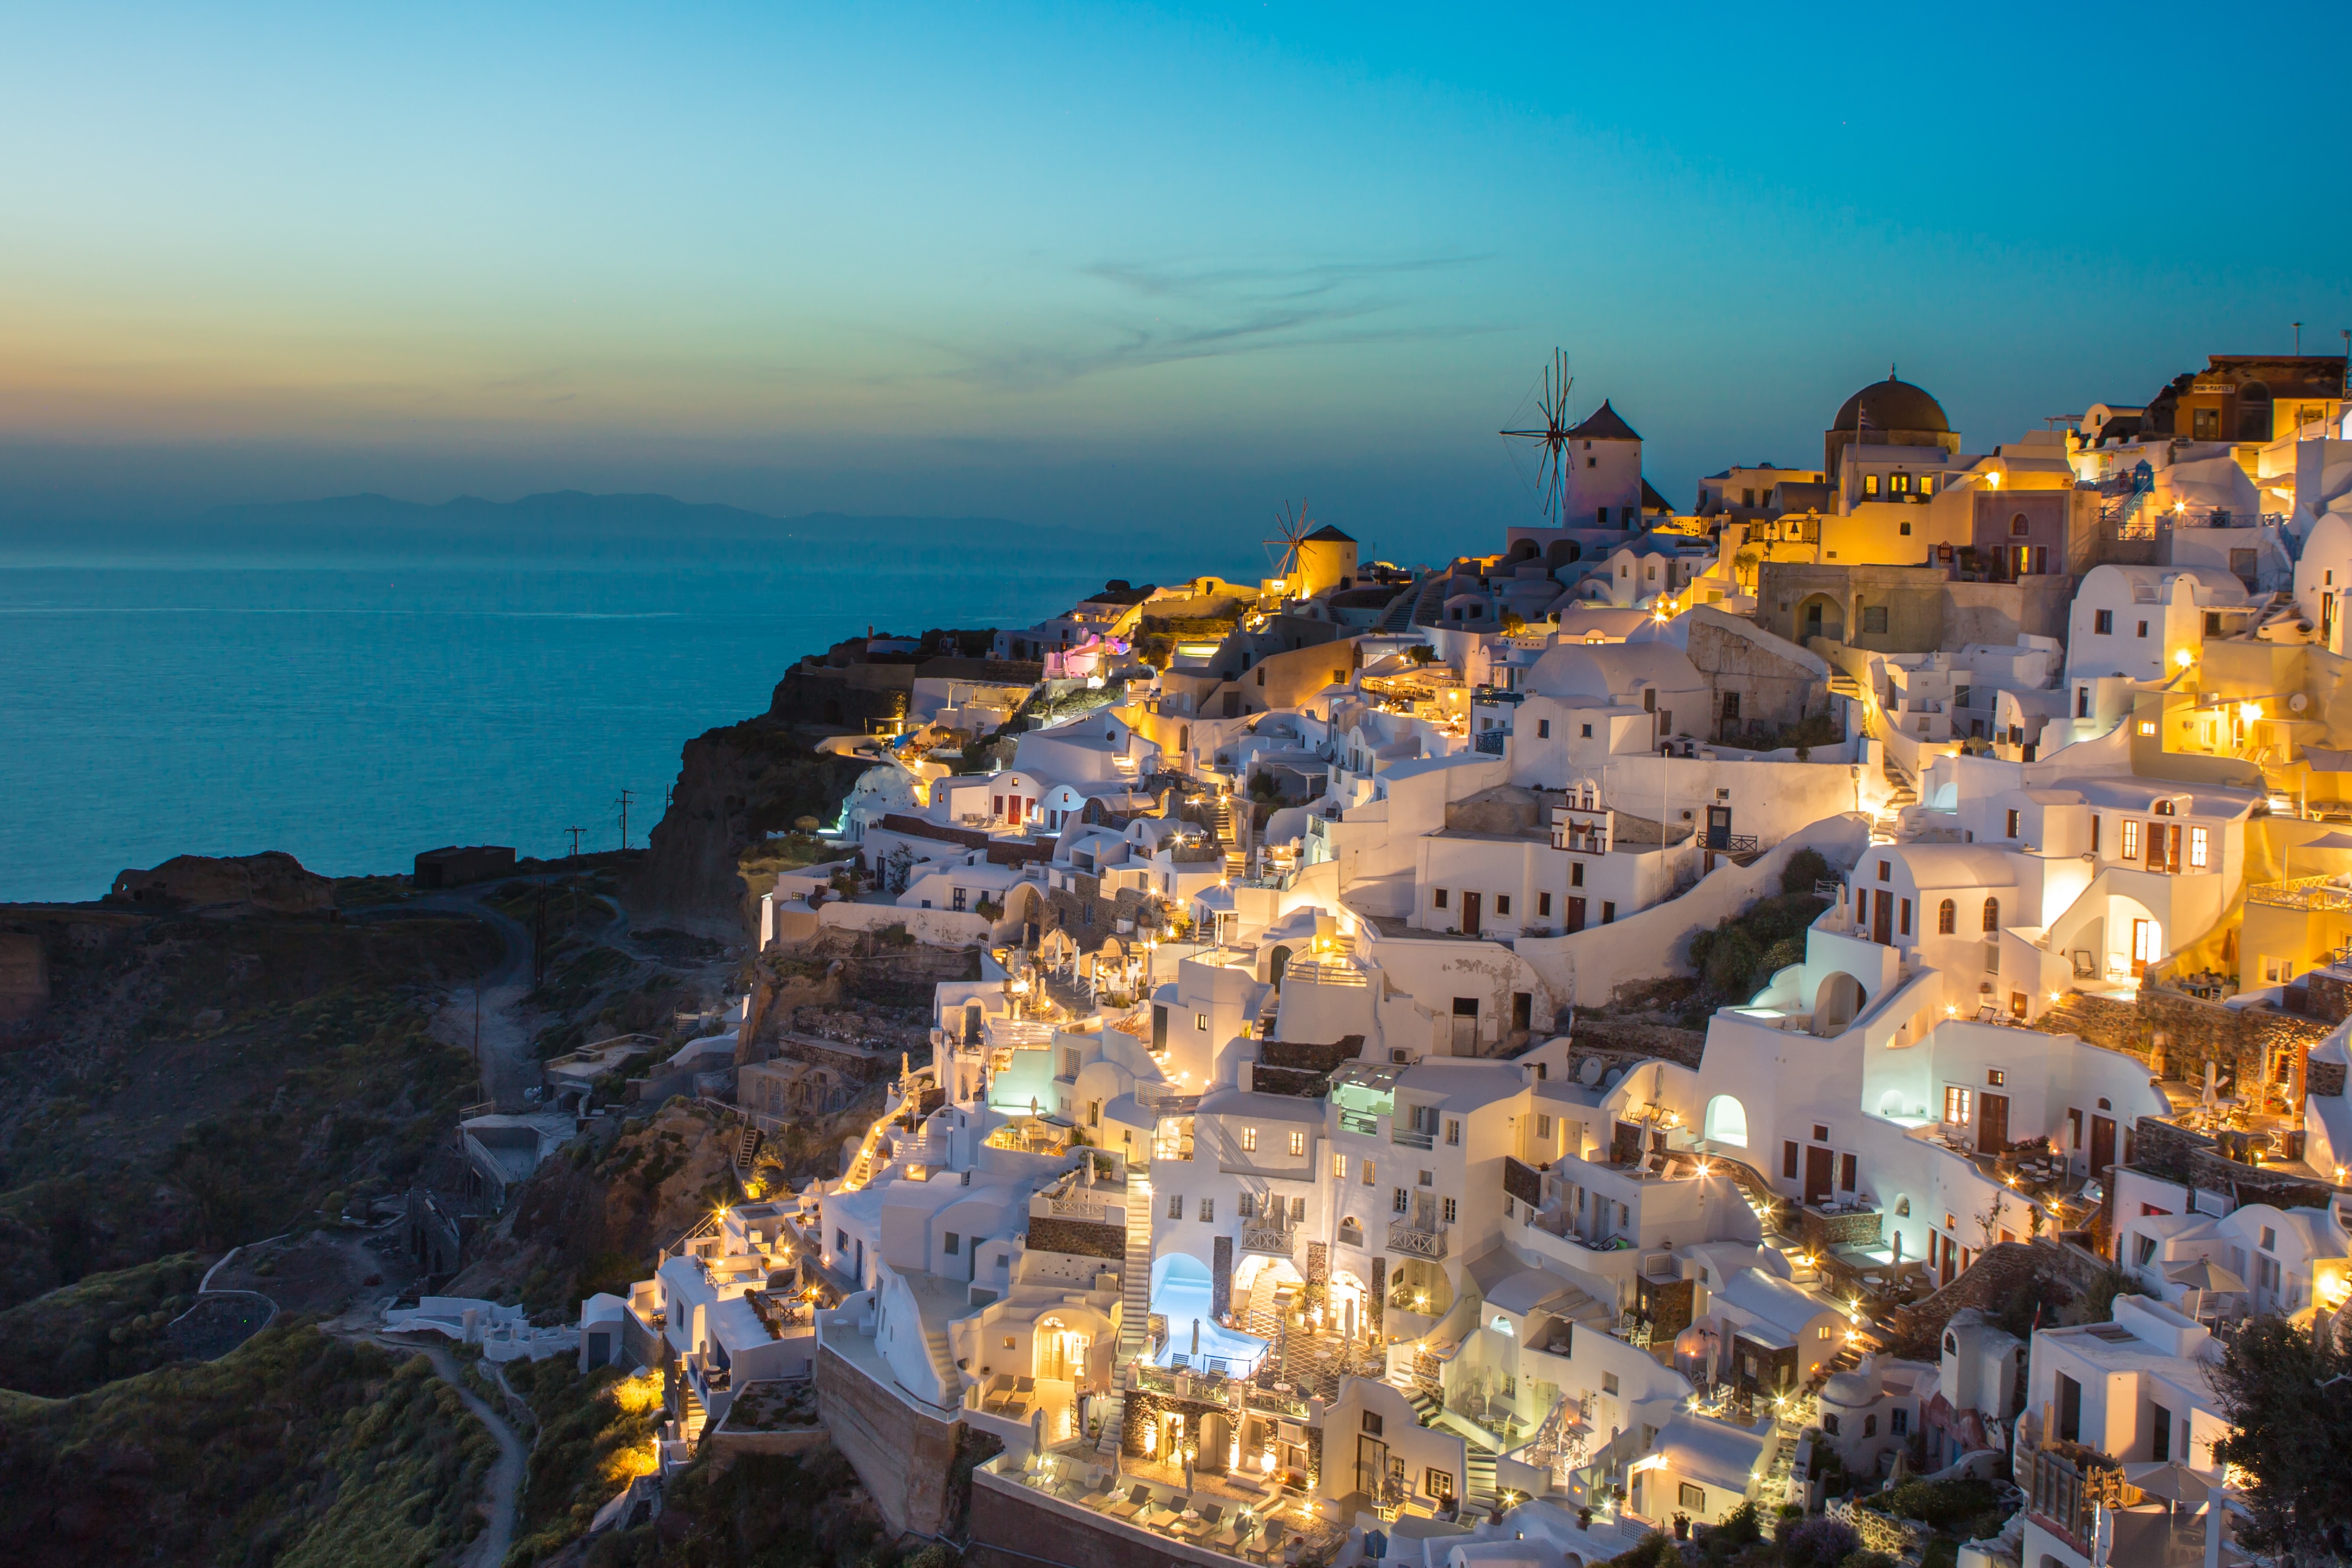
[
  {"left": 564, "top": 825, "right": 584, "bottom": 857},
  {"left": 616, "top": 788, "right": 634, "bottom": 850}
]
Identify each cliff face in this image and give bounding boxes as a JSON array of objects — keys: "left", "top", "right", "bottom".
[{"left": 630, "top": 719, "right": 868, "bottom": 931}]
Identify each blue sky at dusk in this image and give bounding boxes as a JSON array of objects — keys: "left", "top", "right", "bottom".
[{"left": 5, "top": 2, "right": 2347, "bottom": 559}]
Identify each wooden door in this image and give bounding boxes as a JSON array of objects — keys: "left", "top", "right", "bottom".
[
  {"left": 2090, "top": 1114, "right": 2116, "bottom": 1177},
  {"left": 1804, "top": 1145, "right": 1834, "bottom": 1205},
  {"left": 1357, "top": 1435, "right": 1388, "bottom": 1500},
  {"left": 2131, "top": 920, "right": 2155, "bottom": 976},
  {"left": 1872, "top": 890, "right": 1892, "bottom": 944},
  {"left": 1564, "top": 896, "right": 1586, "bottom": 933},
  {"left": 1461, "top": 891, "right": 1482, "bottom": 936},
  {"left": 1977, "top": 1092, "right": 2010, "bottom": 1155}
]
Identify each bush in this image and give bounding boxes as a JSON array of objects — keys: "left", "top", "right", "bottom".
[
  {"left": 1781, "top": 846, "right": 1832, "bottom": 895},
  {"left": 1863, "top": 1476, "right": 1997, "bottom": 1529},
  {"left": 2083, "top": 1265, "right": 2154, "bottom": 1322},
  {"left": 1778, "top": 1515, "right": 1862, "bottom": 1567},
  {"left": 1710, "top": 1498, "right": 1763, "bottom": 1546}
]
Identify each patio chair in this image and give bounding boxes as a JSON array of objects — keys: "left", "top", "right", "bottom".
[
  {"left": 1106, "top": 1485, "right": 1152, "bottom": 1519},
  {"left": 1014, "top": 1375, "right": 1037, "bottom": 1396},
  {"left": 1212, "top": 1510, "right": 1248, "bottom": 1551},
  {"left": 1080, "top": 1475, "right": 1122, "bottom": 1511}
]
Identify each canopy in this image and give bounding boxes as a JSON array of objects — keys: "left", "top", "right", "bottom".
[
  {"left": 2164, "top": 1258, "right": 2247, "bottom": 1293},
  {"left": 2299, "top": 831, "right": 2352, "bottom": 852},
  {"left": 2122, "top": 1461, "right": 2226, "bottom": 1505}
]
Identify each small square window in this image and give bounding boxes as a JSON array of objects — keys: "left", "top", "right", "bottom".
[
  {"left": 1679, "top": 1482, "right": 1707, "bottom": 1511},
  {"left": 1580, "top": 724, "right": 1593, "bottom": 738},
  {"left": 1418, "top": 1169, "right": 1435, "bottom": 1187},
  {"left": 1602, "top": 1372, "right": 1620, "bottom": 1396},
  {"left": 944, "top": 1232, "right": 960, "bottom": 1254},
  {"left": 1495, "top": 894, "right": 1511, "bottom": 916},
  {"left": 1987, "top": 1069, "right": 2005, "bottom": 1087},
  {"left": 1433, "top": 888, "right": 1449, "bottom": 910},
  {"left": 1537, "top": 719, "right": 1551, "bottom": 738},
  {"left": 1538, "top": 892, "right": 1553, "bottom": 916}
]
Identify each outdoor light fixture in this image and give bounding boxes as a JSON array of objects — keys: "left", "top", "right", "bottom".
[{"left": 2175, "top": 649, "right": 2194, "bottom": 669}]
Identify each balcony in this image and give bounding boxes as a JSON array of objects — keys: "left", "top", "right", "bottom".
[
  {"left": 1238, "top": 1223, "right": 1295, "bottom": 1258},
  {"left": 1392, "top": 1125, "right": 1435, "bottom": 1150},
  {"left": 1338, "top": 1110, "right": 1380, "bottom": 1137},
  {"left": 2247, "top": 875, "right": 2352, "bottom": 912},
  {"left": 1387, "top": 1220, "right": 1450, "bottom": 1259},
  {"left": 1473, "top": 728, "right": 1508, "bottom": 755}
]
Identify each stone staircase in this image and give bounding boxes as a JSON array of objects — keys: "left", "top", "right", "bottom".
[
  {"left": 1400, "top": 1381, "right": 1441, "bottom": 1426},
  {"left": 1095, "top": 1172, "right": 1155, "bottom": 1455},
  {"left": 677, "top": 1384, "right": 708, "bottom": 1444},
  {"left": 1875, "top": 754, "right": 1917, "bottom": 839},
  {"left": 1213, "top": 797, "right": 1248, "bottom": 878},
  {"left": 922, "top": 1325, "right": 960, "bottom": 1400},
  {"left": 1376, "top": 575, "right": 1430, "bottom": 634},
  {"left": 1463, "top": 1442, "right": 1499, "bottom": 1519}
]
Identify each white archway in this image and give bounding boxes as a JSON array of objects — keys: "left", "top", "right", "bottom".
[
  {"left": 1702, "top": 1094, "right": 1749, "bottom": 1148},
  {"left": 1812, "top": 971, "right": 1866, "bottom": 1035}
]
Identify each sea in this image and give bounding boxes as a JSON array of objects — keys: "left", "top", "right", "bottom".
[{"left": 0, "top": 527, "right": 1242, "bottom": 903}]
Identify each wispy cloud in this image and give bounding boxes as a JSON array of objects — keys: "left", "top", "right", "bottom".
[{"left": 937, "top": 253, "right": 1498, "bottom": 390}]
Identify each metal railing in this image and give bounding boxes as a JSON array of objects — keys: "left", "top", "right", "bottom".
[
  {"left": 1339, "top": 1110, "right": 1380, "bottom": 1137},
  {"left": 2247, "top": 876, "right": 2352, "bottom": 911},
  {"left": 1392, "top": 1126, "right": 1435, "bottom": 1150}
]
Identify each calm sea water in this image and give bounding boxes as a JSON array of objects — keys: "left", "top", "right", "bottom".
[{"left": 0, "top": 535, "right": 1230, "bottom": 902}]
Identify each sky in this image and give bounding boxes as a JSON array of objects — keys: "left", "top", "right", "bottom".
[{"left": 4, "top": 1, "right": 2349, "bottom": 562}]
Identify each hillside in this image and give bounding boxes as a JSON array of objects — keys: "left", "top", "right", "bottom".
[{"left": 0, "top": 1323, "right": 494, "bottom": 1567}]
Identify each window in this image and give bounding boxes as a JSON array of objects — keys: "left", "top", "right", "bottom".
[
  {"left": 1195, "top": 1012, "right": 1207, "bottom": 1032},
  {"left": 2261, "top": 1225, "right": 2276, "bottom": 1251},
  {"left": 1983, "top": 897, "right": 2000, "bottom": 933},
  {"left": 2121, "top": 820, "right": 2140, "bottom": 859},
  {"left": 1863, "top": 606, "right": 1889, "bottom": 634},
  {"left": 1291, "top": 1196, "right": 1306, "bottom": 1222},
  {"left": 1393, "top": 1187, "right": 1409, "bottom": 1214},
  {"left": 1238, "top": 1194, "right": 1255, "bottom": 1218},
  {"left": 2058, "top": 1373, "right": 2082, "bottom": 1442},
  {"left": 1199, "top": 1199, "right": 1213, "bottom": 1222},
  {"left": 1891, "top": 1409, "right": 1908, "bottom": 1436},
  {"left": 1813, "top": 1124, "right": 1829, "bottom": 1142},
  {"left": 1539, "top": 892, "right": 1553, "bottom": 916},
  {"left": 1601, "top": 901, "right": 1616, "bottom": 923},
  {"left": 1679, "top": 1482, "right": 1707, "bottom": 1511},
  {"left": 1332, "top": 1153, "right": 1348, "bottom": 1179},
  {"left": 1419, "top": 1169, "right": 1435, "bottom": 1187},
  {"left": 1363, "top": 1411, "right": 1384, "bottom": 1437},
  {"left": 1823, "top": 1413, "right": 1841, "bottom": 1436},
  {"left": 1865, "top": 474, "right": 1880, "bottom": 496},
  {"left": 1987, "top": 1069, "right": 2006, "bottom": 1087},
  {"left": 1864, "top": 1413, "right": 1877, "bottom": 1437},
  {"left": 1945, "top": 1086, "right": 1972, "bottom": 1124},
  {"left": 1937, "top": 899, "right": 1956, "bottom": 934},
  {"left": 1445, "top": 1119, "right": 1460, "bottom": 1146},
  {"left": 1537, "top": 719, "right": 1551, "bottom": 738},
  {"left": 1580, "top": 724, "right": 1593, "bottom": 738},
  {"left": 1570, "top": 863, "right": 1585, "bottom": 888},
  {"left": 1495, "top": 895, "right": 1511, "bottom": 916},
  {"left": 1425, "top": 1468, "right": 1455, "bottom": 1500},
  {"left": 2151, "top": 1402, "right": 2171, "bottom": 1462},
  {"left": 1288, "top": 1130, "right": 1306, "bottom": 1157},
  {"left": 1602, "top": 1372, "right": 1620, "bottom": 1396},
  {"left": 2006, "top": 808, "right": 2021, "bottom": 838},
  {"left": 944, "top": 1232, "right": 960, "bottom": 1255},
  {"left": 1362, "top": 1159, "right": 1376, "bottom": 1185},
  {"left": 1442, "top": 1197, "right": 1458, "bottom": 1224},
  {"left": 1782, "top": 1140, "right": 1800, "bottom": 1179},
  {"left": 1878, "top": 860, "right": 1891, "bottom": 882},
  {"left": 2136, "top": 620, "right": 2149, "bottom": 638},
  {"left": 1433, "top": 888, "right": 1448, "bottom": 909},
  {"left": 1537, "top": 1114, "right": 1553, "bottom": 1140},
  {"left": 2189, "top": 825, "right": 2209, "bottom": 869},
  {"left": 1241, "top": 1126, "right": 1258, "bottom": 1152},
  {"left": 1900, "top": 898, "right": 1911, "bottom": 936},
  {"left": 1168, "top": 1194, "right": 1183, "bottom": 1219},
  {"left": 1900, "top": 520, "right": 1911, "bottom": 535},
  {"left": 2133, "top": 1234, "right": 2158, "bottom": 1268}
]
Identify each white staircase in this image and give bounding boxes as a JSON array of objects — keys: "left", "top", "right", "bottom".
[
  {"left": 922, "top": 1326, "right": 960, "bottom": 1400},
  {"left": 1095, "top": 1172, "right": 1155, "bottom": 1455}
]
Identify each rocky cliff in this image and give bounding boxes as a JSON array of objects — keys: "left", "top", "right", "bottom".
[
  {"left": 630, "top": 719, "right": 869, "bottom": 931},
  {"left": 106, "top": 851, "right": 334, "bottom": 915}
]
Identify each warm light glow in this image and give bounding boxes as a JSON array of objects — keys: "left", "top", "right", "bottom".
[
  {"left": 2239, "top": 701, "right": 2262, "bottom": 724},
  {"left": 2174, "top": 648, "right": 2194, "bottom": 668},
  {"left": 1987, "top": 472, "right": 2002, "bottom": 489}
]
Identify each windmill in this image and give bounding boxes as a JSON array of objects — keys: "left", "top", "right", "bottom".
[
  {"left": 1500, "top": 348, "right": 1576, "bottom": 528},
  {"left": 1264, "top": 498, "right": 1314, "bottom": 592}
]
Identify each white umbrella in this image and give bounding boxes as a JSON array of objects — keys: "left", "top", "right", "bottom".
[
  {"left": 2122, "top": 1461, "right": 2225, "bottom": 1505},
  {"left": 2165, "top": 1257, "right": 2247, "bottom": 1321}
]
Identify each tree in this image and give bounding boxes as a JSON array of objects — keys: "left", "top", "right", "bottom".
[{"left": 2210, "top": 1314, "right": 2352, "bottom": 1563}]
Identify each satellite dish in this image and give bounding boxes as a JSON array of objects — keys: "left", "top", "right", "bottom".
[
  {"left": 2290, "top": 693, "right": 2311, "bottom": 713},
  {"left": 1601, "top": 1066, "right": 1623, "bottom": 1090},
  {"left": 1577, "top": 1058, "right": 1604, "bottom": 1087}
]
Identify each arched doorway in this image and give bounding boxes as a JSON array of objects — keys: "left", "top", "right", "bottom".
[
  {"left": 1794, "top": 593, "right": 1845, "bottom": 643},
  {"left": 1702, "top": 1094, "right": 1749, "bottom": 1148},
  {"left": 1812, "top": 972, "right": 1866, "bottom": 1035},
  {"left": 1268, "top": 944, "right": 1293, "bottom": 989}
]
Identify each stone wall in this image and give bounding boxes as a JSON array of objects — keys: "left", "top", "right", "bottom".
[
  {"left": 968, "top": 1467, "right": 1228, "bottom": 1568},
  {"left": 2126, "top": 1118, "right": 2337, "bottom": 1213},
  {"left": 1028, "top": 1216, "right": 1126, "bottom": 1261},
  {"left": 1878, "top": 1241, "right": 2107, "bottom": 1361},
  {"left": 814, "top": 1344, "right": 965, "bottom": 1536},
  {"left": 2039, "top": 987, "right": 2332, "bottom": 1108}
]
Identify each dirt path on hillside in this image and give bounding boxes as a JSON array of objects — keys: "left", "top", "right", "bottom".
[{"left": 361, "top": 1333, "right": 528, "bottom": 1568}]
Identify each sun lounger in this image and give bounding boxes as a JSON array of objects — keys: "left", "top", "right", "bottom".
[{"left": 1106, "top": 1485, "right": 1152, "bottom": 1519}]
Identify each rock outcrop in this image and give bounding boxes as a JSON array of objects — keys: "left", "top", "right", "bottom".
[
  {"left": 107, "top": 851, "right": 335, "bottom": 915},
  {"left": 631, "top": 719, "right": 869, "bottom": 931}
]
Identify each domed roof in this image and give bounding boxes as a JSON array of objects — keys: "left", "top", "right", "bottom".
[{"left": 1833, "top": 374, "right": 1950, "bottom": 435}]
